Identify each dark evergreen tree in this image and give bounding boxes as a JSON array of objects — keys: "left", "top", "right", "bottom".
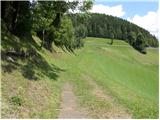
[
  {"left": 135, "top": 33, "right": 146, "bottom": 54},
  {"left": 128, "top": 31, "right": 136, "bottom": 46},
  {"left": 110, "top": 33, "right": 114, "bottom": 45}
]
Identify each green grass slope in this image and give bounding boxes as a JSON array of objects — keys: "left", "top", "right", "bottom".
[
  {"left": 1, "top": 36, "right": 159, "bottom": 118},
  {"left": 1, "top": 33, "right": 64, "bottom": 118},
  {"left": 78, "top": 38, "right": 159, "bottom": 118}
]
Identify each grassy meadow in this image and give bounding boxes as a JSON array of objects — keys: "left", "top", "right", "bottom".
[{"left": 1, "top": 37, "right": 159, "bottom": 118}]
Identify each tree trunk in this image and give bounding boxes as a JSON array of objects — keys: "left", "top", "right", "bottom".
[
  {"left": 11, "top": 1, "right": 19, "bottom": 32},
  {"left": 40, "top": 30, "right": 45, "bottom": 48},
  {"left": 111, "top": 39, "right": 113, "bottom": 45},
  {"left": 1, "top": 1, "right": 6, "bottom": 20}
]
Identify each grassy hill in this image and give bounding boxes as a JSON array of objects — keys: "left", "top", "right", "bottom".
[{"left": 1, "top": 36, "right": 159, "bottom": 118}]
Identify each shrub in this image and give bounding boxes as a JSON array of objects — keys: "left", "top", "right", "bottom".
[{"left": 10, "top": 96, "right": 23, "bottom": 106}]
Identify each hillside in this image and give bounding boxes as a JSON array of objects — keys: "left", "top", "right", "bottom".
[
  {"left": 1, "top": 1, "right": 159, "bottom": 119},
  {"left": 70, "top": 13, "right": 159, "bottom": 53},
  {"left": 1, "top": 34, "right": 159, "bottom": 118}
]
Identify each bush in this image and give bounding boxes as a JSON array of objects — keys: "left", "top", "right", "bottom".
[
  {"left": 10, "top": 96, "right": 23, "bottom": 106},
  {"left": 141, "top": 48, "right": 147, "bottom": 54}
]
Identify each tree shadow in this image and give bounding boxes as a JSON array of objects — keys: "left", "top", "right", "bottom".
[
  {"left": 1, "top": 29, "right": 65, "bottom": 81},
  {"left": 21, "top": 63, "right": 38, "bottom": 80},
  {"left": 1, "top": 51, "right": 21, "bottom": 73},
  {"left": 20, "top": 52, "right": 65, "bottom": 80},
  {"left": 106, "top": 40, "right": 113, "bottom": 45},
  {"left": 2, "top": 64, "right": 17, "bottom": 73},
  {"left": 1, "top": 49, "right": 65, "bottom": 81}
]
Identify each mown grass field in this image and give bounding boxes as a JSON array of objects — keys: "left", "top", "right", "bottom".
[{"left": 1, "top": 36, "right": 159, "bottom": 118}]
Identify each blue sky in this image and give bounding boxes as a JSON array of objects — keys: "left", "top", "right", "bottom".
[
  {"left": 95, "top": 1, "right": 158, "bottom": 19},
  {"left": 91, "top": 0, "right": 159, "bottom": 37}
]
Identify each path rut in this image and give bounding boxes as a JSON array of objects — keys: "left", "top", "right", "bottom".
[{"left": 58, "top": 83, "right": 87, "bottom": 119}]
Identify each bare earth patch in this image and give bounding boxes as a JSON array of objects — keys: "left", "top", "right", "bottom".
[
  {"left": 58, "top": 83, "right": 87, "bottom": 119},
  {"left": 83, "top": 74, "right": 132, "bottom": 119}
]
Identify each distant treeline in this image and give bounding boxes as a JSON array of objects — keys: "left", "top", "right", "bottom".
[{"left": 70, "top": 13, "right": 159, "bottom": 54}]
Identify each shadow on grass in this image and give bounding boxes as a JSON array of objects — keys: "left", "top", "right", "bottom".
[
  {"left": 21, "top": 52, "right": 65, "bottom": 80},
  {"left": 1, "top": 24, "right": 40, "bottom": 51},
  {"left": 2, "top": 64, "right": 17, "bottom": 73},
  {"left": 106, "top": 41, "right": 112, "bottom": 45},
  {"left": 2, "top": 49, "right": 65, "bottom": 81},
  {"left": 1, "top": 27, "right": 65, "bottom": 81}
]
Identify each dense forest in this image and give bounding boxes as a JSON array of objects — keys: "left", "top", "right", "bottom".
[
  {"left": 1, "top": 1, "right": 158, "bottom": 55},
  {"left": 70, "top": 13, "right": 159, "bottom": 54}
]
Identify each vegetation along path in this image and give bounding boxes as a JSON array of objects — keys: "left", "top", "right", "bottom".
[
  {"left": 1, "top": 1, "right": 158, "bottom": 119},
  {"left": 83, "top": 74, "right": 131, "bottom": 118}
]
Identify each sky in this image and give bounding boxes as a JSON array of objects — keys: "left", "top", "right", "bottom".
[{"left": 90, "top": 0, "right": 159, "bottom": 37}]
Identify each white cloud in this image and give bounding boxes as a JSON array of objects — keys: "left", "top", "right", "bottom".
[
  {"left": 90, "top": 4, "right": 125, "bottom": 17},
  {"left": 127, "top": 10, "right": 159, "bottom": 37}
]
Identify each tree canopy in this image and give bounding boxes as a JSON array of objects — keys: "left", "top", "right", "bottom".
[{"left": 1, "top": 0, "right": 93, "bottom": 52}]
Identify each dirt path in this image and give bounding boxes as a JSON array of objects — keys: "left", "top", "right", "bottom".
[
  {"left": 58, "top": 83, "right": 87, "bottom": 119},
  {"left": 86, "top": 43, "right": 130, "bottom": 47},
  {"left": 83, "top": 74, "right": 132, "bottom": 119}
]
